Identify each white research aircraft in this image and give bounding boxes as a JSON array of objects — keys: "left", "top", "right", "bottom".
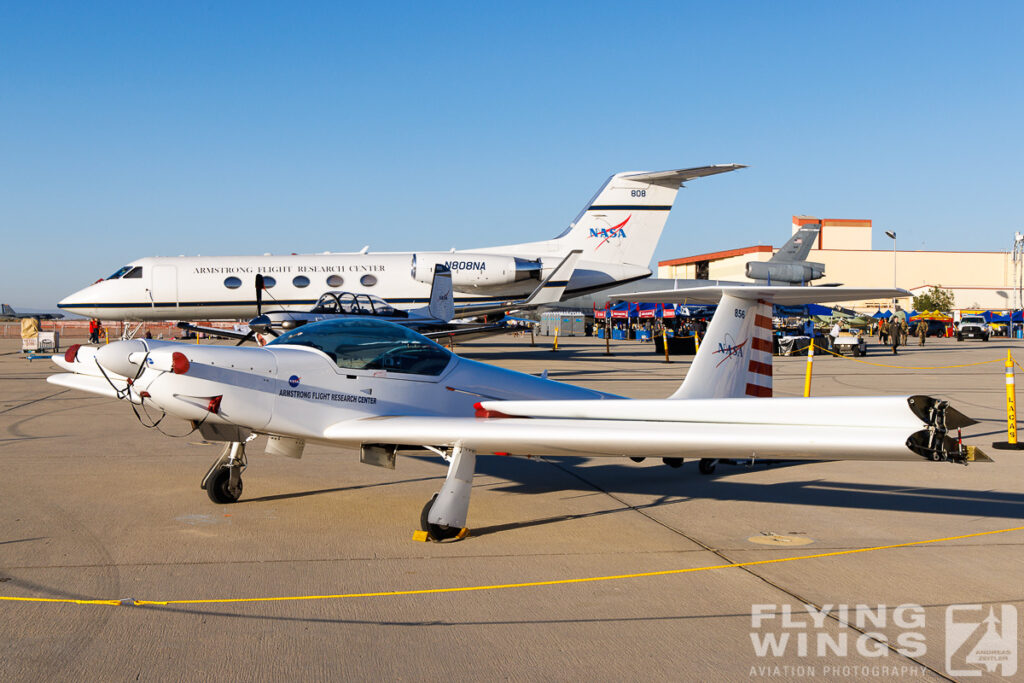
[
  {"left": 57, "top": 165, "right": 744, "bottom": 321},
  {"left": 179, "top": 250, "right": 583, "bottom": 344},
  {"left": 47, "top": 284, "right": 988, "bottom": 541}
]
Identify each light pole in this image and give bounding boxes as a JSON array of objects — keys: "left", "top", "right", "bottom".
[{"left": 885, "top": 230, "right": 897, "bottom": 308}]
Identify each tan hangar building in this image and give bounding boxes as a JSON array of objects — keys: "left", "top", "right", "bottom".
[{"left": 657, "top": 216, "right": 1016, "bottom": 312}]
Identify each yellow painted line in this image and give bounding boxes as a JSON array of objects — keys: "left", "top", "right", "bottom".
[{"left": 2, "top": 525, "right": 1021, "bottom": 608}]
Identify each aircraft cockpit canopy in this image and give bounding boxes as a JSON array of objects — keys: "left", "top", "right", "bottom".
[
  {"left": 106, "top": 265, "right": 143, "bottom": 280},
  {"left": 310, "top": 292, "right": 408, "bottom": 318},
  {"left": 268, "top": 319, "right": 451, "bottom": 375}
]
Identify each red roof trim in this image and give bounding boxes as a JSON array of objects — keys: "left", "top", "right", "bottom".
[{"left": 659, "top": 245, "right": 773, "bottom": 267}]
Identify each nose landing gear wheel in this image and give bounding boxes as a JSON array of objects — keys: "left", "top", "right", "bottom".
[
  {"left": 205, "top": 467, "right": 243, "bottom": 504},
  {"left": 698, "top": 458, "right": 718, "bottom": 475},
  {"left": 420, "top": 494, "right": 461, "bottom": 541}
]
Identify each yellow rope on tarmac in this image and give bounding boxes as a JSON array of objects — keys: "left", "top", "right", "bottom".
[
  {"left": 2, "top": 525, "right": 1022, "bottom": 608},
  {"left": 807, "top": 343, "right": 1003, "bottom": 370}
]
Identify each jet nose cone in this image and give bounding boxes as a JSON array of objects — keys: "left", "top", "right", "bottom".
[{"left": 94, "top": 340, "right": 149, "bottom": 377}]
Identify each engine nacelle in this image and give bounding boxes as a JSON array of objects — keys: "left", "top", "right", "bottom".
[
  {"left": 411, "top": 253, "right": 542, "bottom": 287},
  {"left": 745, "top": 260, "right": 825, "bottom": 285}
]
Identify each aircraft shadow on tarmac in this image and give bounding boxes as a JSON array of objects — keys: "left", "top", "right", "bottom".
[
  {"left": 231, "top": 455, "right": 1023, "bottom": 536},
  {"left": 470, "top": 456, "right": 1024, "bottom": 523}
]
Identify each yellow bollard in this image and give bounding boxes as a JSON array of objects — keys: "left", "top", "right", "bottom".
[
  {"left": 605, "top": 321, "right": 611, "bottom": 355},
  {"left": 994, "top": 350, "right": 1024, "bottom": 449},
  {"left": 662, "top": 327, "right": 671, "bottom": 363},
  {"left": 803, "top": 340, "right": 815, "bottom": 397},
  {"left": 694, "top": 332, "right": 700, "bottom": 354},
  {"left": 551, "top": 326, "right": 559, "bottom": 352}
]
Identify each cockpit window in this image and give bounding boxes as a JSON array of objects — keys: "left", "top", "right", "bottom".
[
  {"left": 106, "top": 266, "right": 133, "bottom": 280},
  {"left": 123, "top": 266, "right": 143, "bottom": 279},
  {"left": 268, "top": 319, "right": 452, "bottom": 376}
]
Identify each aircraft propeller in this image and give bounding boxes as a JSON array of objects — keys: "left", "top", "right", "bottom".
[{"left": 229, "top": 275, "right": 278, "bottom": 346}]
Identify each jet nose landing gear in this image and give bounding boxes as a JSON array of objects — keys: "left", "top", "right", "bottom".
[{"left": 202, "top": 441, "right": 247, "bottom": 504}]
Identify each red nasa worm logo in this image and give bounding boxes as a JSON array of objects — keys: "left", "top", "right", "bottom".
[
  {"left": 712, "top": 334, "right": 747, "bottom": 368},
  {"left": 588, "top": 216, "right": 631, "bottom": 249}
]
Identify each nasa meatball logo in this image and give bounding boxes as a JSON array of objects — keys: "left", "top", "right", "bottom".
[{"left": 288, "top": 375, "right": 301, "bottom": 388}]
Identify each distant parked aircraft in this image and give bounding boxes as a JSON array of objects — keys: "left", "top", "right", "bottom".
[{"left": 0, "top": 304, "right": 64, "bottom": 320}]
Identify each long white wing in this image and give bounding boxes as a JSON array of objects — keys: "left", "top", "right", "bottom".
[{"left": 322, "top": 413, "right": 985, "bottom": 462}]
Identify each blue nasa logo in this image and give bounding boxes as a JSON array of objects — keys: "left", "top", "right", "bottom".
[{"left": 288, "top": 375, "right": 301, "bottom": 387}]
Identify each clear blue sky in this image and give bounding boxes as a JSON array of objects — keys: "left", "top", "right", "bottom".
[{"left": 2, "top": 1, "right": 1022, "bottom": 309}]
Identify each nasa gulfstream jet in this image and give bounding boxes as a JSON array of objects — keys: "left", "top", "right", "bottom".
[
  {"left": 48, "top": 285, "right": 987, "bottom": 541},
  {"left": 179, "top": 251, "right": 580, "bottom": 344},
  {"left": 57, "top": 165, "right": 744, "bottom": 321}
]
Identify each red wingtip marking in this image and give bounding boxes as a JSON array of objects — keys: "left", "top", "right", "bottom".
[{"left": 206, "top": 395, "right": 222, "bottom": 413}]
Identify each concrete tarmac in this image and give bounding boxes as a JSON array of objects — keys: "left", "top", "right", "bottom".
[{"left": 1, "top": 333, "right": 1022, "bottom": 681}]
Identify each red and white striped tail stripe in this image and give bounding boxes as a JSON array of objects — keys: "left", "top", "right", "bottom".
[{"left": 745, "top": 300, "right": 773, "bottom": 397}]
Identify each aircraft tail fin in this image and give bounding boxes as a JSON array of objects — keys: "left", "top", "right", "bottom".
[
  {"left": 1, "top": 304, "right": 14, "bottom": 317},
  {"left": 650, "top": 286, "right": 908, "bottom": 400},
  {"left": 426, "top": 265, "right": 454, "bottom": 322},
  {"left": 670, "top": 292, "right": 773, "bottom": 399},
  {"left": 543, "top": 165, "right": 745, "bottom": 266},
  {"left": 771, "top": 223, "right": 820, "bottom": 263}
]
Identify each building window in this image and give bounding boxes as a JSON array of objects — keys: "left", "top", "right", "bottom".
[
  {"left": 293, "top": 275, "right": 310, "bottom": 288},
  {"left": 695, "top": 260, "right": 709, "bottom": 280},
  {"left": 327, "top": 274, "right": 344, "bottom": 288},
  {"left": 224, "top": 276, "right": 242, "bottom": 289},
  {"left": 360, "top": 274, "right": 377, "bottom": 287}
]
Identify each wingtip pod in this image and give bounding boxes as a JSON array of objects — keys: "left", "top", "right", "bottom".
[
  {"left": 906, "top": 395, "right": 977, "bottom": 429},
  {"left": 904, "top": 395, "right": 986, "bottom": 464}
]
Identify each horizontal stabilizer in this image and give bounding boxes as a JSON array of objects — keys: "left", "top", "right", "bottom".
[
  {"left": 622, "top": 165, "right": 747, "bottom": 188},
  {"left": 622, "top": 285, "right": 910, "bottom": 305}
]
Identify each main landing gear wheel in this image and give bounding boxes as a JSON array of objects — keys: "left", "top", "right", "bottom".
[
  {"left": 420, "top": 494, "right": 461, "bottom": 541},
  {"left": 698, "top": 458, "right": 718, "bottom": 475},
  {"left": 205, "top": 467, "right": 242, "bottom": 504},
  {"left": 662, "top": 457, "right": 683, "bottom": 468}
]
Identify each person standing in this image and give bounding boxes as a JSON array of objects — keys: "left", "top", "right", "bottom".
[
  {"left": 88, "top": 318, "right": 99, "bottom": 343},
  {"left": 829, "top": 321, "right": 841, "bottom": 349},
  {"left": 879, "top": 318, "right": 889, "bottom": 345},
  {"left": 915, "top": 319, "right": 928, "bottom": 346}
]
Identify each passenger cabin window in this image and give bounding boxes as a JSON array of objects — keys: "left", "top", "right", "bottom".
[
  {"left": 262, "top": 276, "right": 277, "bottom": 288},
  {"left": 123, "top": 266, "right": 143, "bottom": 279},
  {"left": 327, "top": 274, "right": 344, "bottom": 288},
  {"left": 224, "top": 276, "right": 242, "bottom": 289},
  {"left": 293, "top": 275, "right": 311, "bottom": 288},
  {"left": 360, "top": 274, "right": 377, "bottom": 287},
  {"left": 269, "top": 319, "right": 452, "bottom": 376}
]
